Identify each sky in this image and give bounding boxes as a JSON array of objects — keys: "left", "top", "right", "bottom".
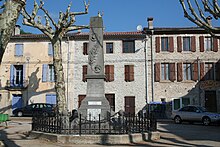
[{"left": 17, "top": 0, "right": 198, "bottom": 34}]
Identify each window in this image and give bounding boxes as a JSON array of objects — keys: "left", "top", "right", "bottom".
[
  {"left": 161, "top": 63, "right": 169, "bottom": 80},
  {"left": 183, "top": 37, "right": 191, "bottom": 51},
  {"left": 15, "top": 44, "right": 23, "bottom": 56},
  {"left": 82, "top": 65, "right": 87, "bottom": 82},
  {"left": 122, "top": 40, "right": 135, "bottom": 53},
  {"left": 161, "top": 37, "right": 169, "bottom": 51},
  {"left": 42, "top": 64, "right": 54, "bottom": 82},
  {"left": 83, "top": 42, "right": 88, "bottom": 55},
  {"left": 124, "top": 65, "right": 134, "bottom": 82},
  {"left": 106, "top": 42, "right": 113, "bottom": 53},
  {"left": 205, "top": 63, "right": 214, "bottom": 80},
  {"left": 105, "top": 65, "right": 114, "bottom": 82},
  {"left": 205, "top": 37, "right": 213, "bottom": 51},
  {"left": 183, "top": 63, "right": 193, "bottom": 80},
  {"left": 48, "top": 43, "right": 53, "bottom": 56},
  {"left": 10, "top": 65, "right": 25, "bottom": 87}
]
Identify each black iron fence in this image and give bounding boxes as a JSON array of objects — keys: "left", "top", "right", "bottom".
[{"left": 32, "top": 114, "right": 157, "bottom": 135}]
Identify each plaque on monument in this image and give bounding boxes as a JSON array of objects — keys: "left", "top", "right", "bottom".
[
  {"left": 87, "top": 109, "right": 101, "bottom": 121},
  {"left": 78, "top": 16, "right": 111, "bottom": 120}
]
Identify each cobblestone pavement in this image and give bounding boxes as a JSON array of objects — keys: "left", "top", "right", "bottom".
[{"left": 0, "top": 118, "right": 220, "bottom": 147}]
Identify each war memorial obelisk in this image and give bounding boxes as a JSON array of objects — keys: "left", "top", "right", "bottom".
[{"left": 78, "top": 16, "right": 110, "bottom": 121}]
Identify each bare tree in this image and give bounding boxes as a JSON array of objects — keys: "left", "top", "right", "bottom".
[
  {"left": 21, "top": 0, "right": 89, "bottom": 115},
  {"left": 0, "top": 0, "right": 26, "bottom": 62},
  {"left": 179, "top": 0, "right": 220, "bottom": 38}
]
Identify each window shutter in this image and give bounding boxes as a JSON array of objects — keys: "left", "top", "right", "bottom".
[
  {"left": 82, "top": 65, "right": 87, "bottom": 82},
  {"left": 199, "top": 36, "right": 204, "bottom": 52},
  {"left": 193, "top": 63, "right": 198, "bottom": 81},
  {"left": 48, "top": 43, "right": 53, "bottom": 56},
  {"left": 216, "top": 63, "right": 220, "bottom": 81},
  {"left": 169, "top": 63, "right": 176, "bottom": 82},
  {"left": 109, "top": 65, "right": 114, "bottom": 82},
  {"left": 105, "top": 65, "right": 109, "bottom": 82},
  {"left": 51, "top": 65, "right": 55, "bottom": 82},
  {"left": 191, "top": 36, "right": 196, "bottom": 52},
  {"left": 155, "top": 37, "right": 160, "bottom": 53},
  {"left": 42, "top": 64, "right": 48, "bottom": 82},
  {"left": 83, "top": 42, "right": 88, "bottom": 55},
  {"left": 177, "top": 36, "right": 182, "bottom": 52},
  {"left": 129, "top": 65, "right": 134, "bottom": 81},
  {"left": 213, "top": 38, "right": 218, "bottom": 52},
  {"left": 155, "top": 63, "right": 160, "bottom": 82},
  {"left": 177, "top": 63, "right": 183, "bottom": 82},
  {"left": 125, "top": 65, "right": 129, "bottom": 82},
  {"left": 10, "top": 65, "right": 15, "bottom": 86},
  {"left": 78, "top": 95, "right": 86, "bottom": 108},
  {"left": 200, "top": 62, "right": 205, "bottom": 81},
  {"left": 23, "top": 64, "right": 26, "bottom": 85},
  {"left": 169, "top": 37, "right": 174, "bottom": 52}
]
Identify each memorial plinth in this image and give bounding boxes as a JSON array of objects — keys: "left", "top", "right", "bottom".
[{"left": 78, "top": 16, "right": 110, "bottom": 121}]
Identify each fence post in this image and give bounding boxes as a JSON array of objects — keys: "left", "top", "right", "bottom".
[{"left": 79, "top": 114, "right": 82, "bottom": 136}]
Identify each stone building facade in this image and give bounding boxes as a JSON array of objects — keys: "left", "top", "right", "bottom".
[{"left": 0, "top": 25, "right": 220, "bottom": 116}]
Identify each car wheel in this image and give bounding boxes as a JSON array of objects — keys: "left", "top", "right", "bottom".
[
  {"left": 202, "top": 117, "right": 211, "bottom": 126},
  {"left": 174, "top": 116, "right": 182, "bottom": 124},
  {"left": 17, "top": 111, "right": 23, "bottom": 117}
]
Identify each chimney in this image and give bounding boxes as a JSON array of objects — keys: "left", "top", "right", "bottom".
[
  {"left": 147, "top": 17, "right": 154, "bottom": 30},
  {"left": 13, "top": 25, "right": 21, "bottom": 36}
]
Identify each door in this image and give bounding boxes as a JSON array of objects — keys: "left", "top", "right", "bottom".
[
  {"left": 46, "top": 94, "right": 57, "bottom": 105},
  {"left": 12, "top": 94, "right": 22, "bottom": 110},
  {"left": 124, "top": 96, "right": 135, "bottom": 116},
  {"left": 205, "top": 91, "right": 217, "bottom": 112}
]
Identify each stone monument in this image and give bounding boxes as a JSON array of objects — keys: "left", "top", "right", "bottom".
[{"left": 78, "top": 16, "right": 110, "bottom": 121}]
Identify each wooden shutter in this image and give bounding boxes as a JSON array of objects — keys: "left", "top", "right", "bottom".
[
  {"left": 105, "top": 94, "right": 115, "bottom": 111},
  {"left": 155, "top": 37, "right": 160, "bottom": 53},
  {"left": 216, "top": 63, "right": 220, "bottom": 81},
  {"left": 200, "top": 62, "right": 205, "bottom": 81},
  {"left": 125, "top": 65, "right": 134, "bottom": 82},
  {"left": 125, "top": 65, "right": 129, "bottom": 82},
  {"left": 109, "top": 65, "right": 114, "bottom": 82},
  {"left": 193, "top": 63, "right": 198, "bottom": 81},
  {"left": 177, "top": 63, "right": 183, "bottom": 82},
  {"left": 169, "top": 63, "right": 176, "bottom": 82},
  {"left": 213, "top": 38, "right": 218, "bottom": 52},
  {"left": 155, "top": 63, "right": 160, "bottom": 82},
  {"left": 105, "top": 65, "right": 109, "bottom": 82},
  {"left": 191, "top": 36, "right": 196, "bottom": 52},
  {"left": 177, "top": 36, "right": 182, "bottom": 52},
  {"left": 199, "top": 36, "right": 204, "bottom": 52},
  {"left": 83, "top": 42, "right": 88, "bottom": 55},
  {"left": 82, "top": 65, "right": 87, "bottom": 82},
  {"left": 129, "top": 65, "right": 134, "bottom": 81},
  {"left": 169, "top": 37, "right": 174, "bottom": 52}
]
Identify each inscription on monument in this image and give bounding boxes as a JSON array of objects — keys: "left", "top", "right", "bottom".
[
  {"left": 88, "top": 101, "right": 102, "bottom": 105},
  {"left": 87, "top": 109, "right": 101, "bottom": 121}
]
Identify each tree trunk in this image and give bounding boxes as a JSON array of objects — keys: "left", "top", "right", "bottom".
[
  {"left": 52, "top": 39, "right": 67, "bottom": 115},
  {"left": 0, "top": 0, "right": 25, "bottom": 62}
]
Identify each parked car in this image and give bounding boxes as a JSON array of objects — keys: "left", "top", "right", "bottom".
[
  {"left": 12, "top": 103, "right": 56, "bottom": 117},
  {"left": 171, "top": 105, "right": 220, "bottom": 126}
]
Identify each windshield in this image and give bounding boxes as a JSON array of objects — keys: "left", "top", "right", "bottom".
[{"left": 197, "top": 106, "right": 207, "bottom": 112}]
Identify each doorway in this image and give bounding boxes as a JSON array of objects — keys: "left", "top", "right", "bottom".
[{"left": 205, "top": 91, "right": 217, "bottom": 112}]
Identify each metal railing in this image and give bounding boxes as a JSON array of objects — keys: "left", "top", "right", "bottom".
[
  {"left": 5, "top": 80, "right": 28, "bottom": 89},
  {"left": 32, "top": 113, "right": 157, "bottom": 135}
]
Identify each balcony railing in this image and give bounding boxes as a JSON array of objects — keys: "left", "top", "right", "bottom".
[{"left": 5, "top": 80, "right": 29, "bottom": 90}]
